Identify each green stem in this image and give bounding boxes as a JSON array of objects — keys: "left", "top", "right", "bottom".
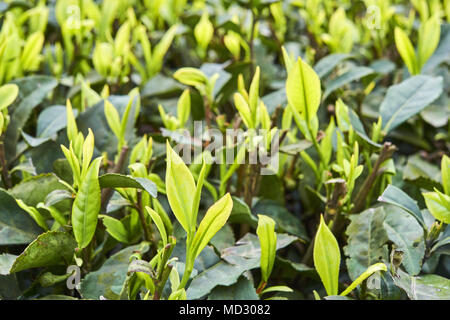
[
  {"left": 178, "top": 235, "right": 194, "bottom": 290},
  {"left": 0, "top": 139, "right": 11, "bottom": 189},
  {"left": 136, "top": 191, "right": 153, "bottom": 243}
]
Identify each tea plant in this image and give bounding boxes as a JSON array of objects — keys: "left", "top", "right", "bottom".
[{"left": 0, "top": 0, "right": 449, "bottom": 301}]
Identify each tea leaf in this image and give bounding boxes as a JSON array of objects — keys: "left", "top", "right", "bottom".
[
  {"left": 286, "top": 57, "right": 321, "bottom": 124},
  {"left": 191, "top": 193, "right": 233, "bottom": 259},
  {"left": 165, "top": 141, "right": 196, "bottom": 234},
  {"left": 344, "top": 207, "right": 389, "bottom": 281},
  {"left": 101, "top": 215, "right": 130, "bottom": 243},
  {"left": 98, "top": 173, "right": 157, "bottom": 198},
  {"left": 0, "top": 84, "right": 18, "bottom": 111},
  {"left": 10, "top": 231, "right": 77, "bottom": 273},
  {"left": 423, "top": 191, "right": 450, "bottom": 224},
  {"left": 256, "top": 214, "right": 277, "bottom": 283},
  {"left": 394, "top": 27, "right": 418, "bottom": 75},
  {"left": 313, "top": 215, "right": 340, "bottom": 296},
  {"left": 340, "top": 263, "right": 387, "bottom": 296},
  {"left": 380, "top": 76, "right": 443, "bottom": 133},
  {"left": 72, "top": 157, "right": 102, "bottom": 249}
]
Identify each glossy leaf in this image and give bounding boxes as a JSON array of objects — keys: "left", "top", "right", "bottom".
[
  {"left": 423, "top": 191, "right": 450, "bottom": 223},
  {"left": 98, "top": 173, "right": 157, "bottom": 198},
  {"left": 380, "top": 76, "right": 443, "bottom": 133},
  {"left": 378, "top": 185, "right": 426, "bottom": 229},
  {"left": 101, "top": 215, "right": 130, "bottom": 243},
  {"left": 344, "top": 207, "right": 389, "bottom": 281},
  {"left": 10, "top": 231, "right": 77, "bottom": 273}
]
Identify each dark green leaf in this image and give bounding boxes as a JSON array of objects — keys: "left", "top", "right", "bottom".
[
  {"left": 380, "top": 76, "right": 443, "bottom": 133},
  {"left": 0, "top": 189, "right": 41, "bottom": 245},
  {"left": 344, "top": 207, "right": 389, "bottom": 281},
  {"left": 378, "top": 185, "right": 426, "bottom": 230},
  {"left": 98, "top": 173, "right": 157, "bottom": 198},
  {"left": 10, "top": 231, "right": 77, "bottom": 273}
]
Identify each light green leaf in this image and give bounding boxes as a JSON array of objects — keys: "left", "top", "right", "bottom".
[
  {"left": 65, "top": 99, "right": 79, "bottom": 140},
  {"left": 10, "top": 231, "right": 77, "bottom": 273},
  {"left": 394, "top": 27, "right": 418, "bottom": 75},
  {"left": 286, "top": 57, "right": 321, "bottom": 124},
  {"left": 248, "top": 66, "right": 260, "bottom": 122},
  {"left": 103, "top": 99, "right": 122, "bottom": 140},
  {"left": 81, "top": 129, "right": 94, "bottom": 179},
  {"left": 417, "top": 15, "right": 441, "bottom": 71},
  {"left": 146, "top": 206, "right": 167, "bottom": 246},
  {"left": 20, "top": 32, "right": 44, "bottom": 71},
  {"left": 261, "top": 285, "right": 293, "bottom": 294},
  {"left": 72, "top": 157, "right": 102, "bottom": 249},
  {"left": 256, "top": 214, "right": 277, "bottom": 283},
  {"left": 150, "top": 25, "right": 178, "bottom": 76},
  {"left": 101, "top": 215, "right": 130, "bottom": 243},
  {"left": 0, "top": 84, "right": 19, "bottom": 111},
  {"left": 423, "top": 191, "right": 450, "bottom": 223},
  {"left": 442, "top": 155, "right": 450, "bottom": 195},
  {"left": 173, "top": 67, "right": 208, "bottom": 92},
  {"left": 177, "top": 89, "right": 191, "bottom": 127},
  {"left": 234, "top": 92, "right": 253, "bottom": 128},
  {"left": 165, "top": 141, "right": 196, "bottom": 233},
  {"left": 15, "top": 199, "right": 48, "bottom": 231},
  {"left": 313, "top": 215, "right": 340, "bottom": 296},
  {"left": 191, "top": 193, "right": 233, "bottom": 259},
  {"left": 37, "top": 203, "right": 67, "bottom": 227},
  {"left": 194, "top": 11, "right": 214, "bottom": 51},
  {"left": 191, "top": 161, "right": 206, "bottom": 231},
  {"left": 340, "top": 263, "right": 387, "bottom": 296}
]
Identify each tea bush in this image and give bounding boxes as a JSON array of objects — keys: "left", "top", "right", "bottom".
[{"left": 0, "top": 0, "right": 449, "bottom": 300}]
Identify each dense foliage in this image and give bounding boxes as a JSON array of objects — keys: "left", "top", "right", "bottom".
[{"left": 0, "top": 0, "right": 449, "bottom": 300}]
